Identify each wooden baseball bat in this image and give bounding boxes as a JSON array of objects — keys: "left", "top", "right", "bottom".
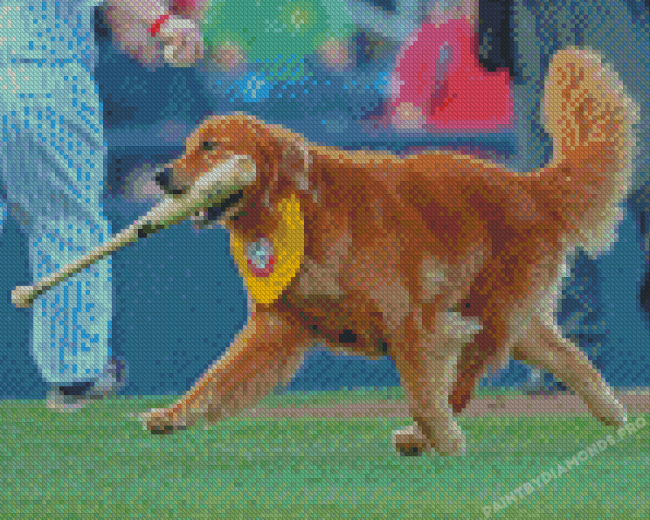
[{"left": 12, "top": 156, "right": 255, "bottom": 309}]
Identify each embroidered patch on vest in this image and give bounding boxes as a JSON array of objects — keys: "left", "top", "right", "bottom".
[
  {"left": 232, "top": 194, "right": 305, "bottom": 304},
  {"left": 246, "top": 238, "right": 275, "bottom": 277}
]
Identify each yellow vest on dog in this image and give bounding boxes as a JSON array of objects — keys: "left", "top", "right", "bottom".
[{"left": 231, "top": 195, "right": 305, "bottom": 305}]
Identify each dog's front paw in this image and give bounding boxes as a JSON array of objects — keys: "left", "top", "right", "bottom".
[{"left": 141, "top": 408, "right": 188, "bottom": 435}]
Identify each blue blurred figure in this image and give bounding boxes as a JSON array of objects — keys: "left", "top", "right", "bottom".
[{"left": 0, "top": 1, "right": 127, "bottom": 410}]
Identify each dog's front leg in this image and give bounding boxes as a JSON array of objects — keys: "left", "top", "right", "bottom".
[
  {"left": 143, "top": 311, "right": 309, "bottom": 434},
  {"left": 391, "top": 310, "right": 468, "bottom": 456}
]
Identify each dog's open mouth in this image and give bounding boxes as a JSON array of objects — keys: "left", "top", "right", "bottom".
[{"left": 191, "top": 189, "right": 246, "bottom": 229}]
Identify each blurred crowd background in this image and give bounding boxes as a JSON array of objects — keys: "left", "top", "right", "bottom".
[{"left": 1, "top": 0, "right": 648, "bottom": 399}]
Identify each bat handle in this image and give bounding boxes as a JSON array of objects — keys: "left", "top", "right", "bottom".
[
  {"left": 11, "top": 285, "right": 39, "bottom": 309},
  {"left": 10, "top": 160, "right": 248, "bottom": 309},
  {"left": 10, "top": 193, "right": 210, "bottom": 309},
  {"left": 10, "top": 225, "right": 141, "bottom": 309}
]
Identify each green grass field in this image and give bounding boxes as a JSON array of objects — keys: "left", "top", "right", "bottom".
[{"left": 1, "top": 389, "right": 648, "bottom": 519}]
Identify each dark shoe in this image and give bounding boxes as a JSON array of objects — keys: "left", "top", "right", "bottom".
[
  {"left": 46, "top": 384, "right": 91, "bottom": 412},
  {"left": 87, "top": 356, "right": 127, "bottom": 399},
  {"left": 46, "top": 357, "right": 127, "bottom": 411}
]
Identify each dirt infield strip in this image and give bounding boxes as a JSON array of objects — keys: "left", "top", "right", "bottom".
[{"left": 241, "top": 394, "right": 650, "bottom": 419}]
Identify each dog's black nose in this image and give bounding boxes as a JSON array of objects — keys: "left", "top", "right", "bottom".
[{"left": 155, "top": 167, "right": 174, "bottom": 194}]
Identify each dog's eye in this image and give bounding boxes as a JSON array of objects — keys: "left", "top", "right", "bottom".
[{"left": 202, "top": 141, "right": 215, "bottom": 151}]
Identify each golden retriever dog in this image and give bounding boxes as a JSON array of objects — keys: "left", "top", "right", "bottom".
[{"left": 142, "top": 47, "right": 636, "bottom": 455}]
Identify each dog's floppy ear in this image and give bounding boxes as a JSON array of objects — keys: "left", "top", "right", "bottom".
[{"left": 265, "top": 124, "right": 312, "bottom": 195}]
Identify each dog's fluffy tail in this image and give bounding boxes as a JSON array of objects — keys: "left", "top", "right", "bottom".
[
  {"left": 449, "top": 48, "right": 639, "bottom": 415},
  {"left": 537, "top": 46, "right": 639, "bottom": 257}
]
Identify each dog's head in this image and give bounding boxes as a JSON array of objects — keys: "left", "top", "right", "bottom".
[{"left": 155, "top": 113, "right": 312, "bottom": 222}]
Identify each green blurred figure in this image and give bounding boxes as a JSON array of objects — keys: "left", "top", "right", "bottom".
[{"left": 200, "top": 0, "right": 359, "bottom": 78}]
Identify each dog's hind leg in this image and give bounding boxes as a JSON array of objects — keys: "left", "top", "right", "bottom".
[
  {"left": 392, "top": 308, "right": 481, "bottom": 456},
  {"left": 449, "top": 312, "right": 507, "bottom": 415},
  {"left": 511, "top": 314, "right": 627, "bottom": 426}
]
